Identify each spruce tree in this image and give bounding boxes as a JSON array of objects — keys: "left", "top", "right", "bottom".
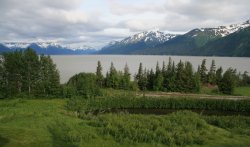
[
  {"left": 175, "top": 60, "right": 185, "bottom": 92},
  {"left": 136, "top": 63, "right": 147, "bottom": 91},
  {"left": 183, "top": 62, "right": 195, "bottom": 92},
  {"left": 121, "top": 63, "right": 131, "bottom": 90},
  {"left": 200, "top": 59, "right": 208, "bottom": 84},
  {"left": 216, "top": 67, "right": 223, "bottom": 85},
  {"left": 147, "top": 69, "right": 154, "bottom": 90},
  {"left": 208, "top": 60, "right": 216, "bottom": 85},
  {"left": 106, "top": 62, "right": 119, "bottom": 88},
  {"left": 96, "top": 61, "right": 104, "bottom": 88},
  {"left": 153, "top": 62, "right": 163, "bottom": 91}
]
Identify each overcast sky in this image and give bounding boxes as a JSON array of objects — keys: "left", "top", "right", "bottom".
[{"left": 0, "top": 0, "right": 249, "bottom": 48}]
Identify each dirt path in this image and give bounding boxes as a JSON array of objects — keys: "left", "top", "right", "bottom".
[{"left": 137, "top": 92, "right": 250, "bottom": 100}]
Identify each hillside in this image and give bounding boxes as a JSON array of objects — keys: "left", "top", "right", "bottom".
[{"left": 193, "top": 27, "right": 250, "bottom": 56}]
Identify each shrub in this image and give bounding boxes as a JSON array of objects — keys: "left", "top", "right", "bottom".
[{"left": 67, "top": 73, "right": 100, "bottom": 98}]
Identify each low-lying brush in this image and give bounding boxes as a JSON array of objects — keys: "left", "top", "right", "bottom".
[
  {"left": 67, "top": 96, "right": 250, "bottom": 113},
  {"left": 204, "top": 115, "right": 250, "bottom": 136},
  {"left": 86, "top": 111, "right": 210, "bottom": 146}
]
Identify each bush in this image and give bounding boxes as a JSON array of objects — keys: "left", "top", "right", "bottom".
[
  {"left": 67, "top": 73, "right": 100, "bottom": 98},
  {"left": 218, "top": 69, "right": 236, "bottom": 94}
]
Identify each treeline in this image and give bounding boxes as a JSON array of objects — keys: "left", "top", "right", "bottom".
[
  {"left": 89, "top": 58, "right": 250, "bottom": 95},
  {"left": 0, "top": 48, "right": 60, "bottom": 98}
]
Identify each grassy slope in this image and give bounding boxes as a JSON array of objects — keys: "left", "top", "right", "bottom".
[{"left": 0, "top": 99, "right": 250, "bottom": 146}]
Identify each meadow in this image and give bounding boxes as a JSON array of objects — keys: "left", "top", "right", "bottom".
[{"left": 0, "top": 98, "right": 250, "bottom": 147}]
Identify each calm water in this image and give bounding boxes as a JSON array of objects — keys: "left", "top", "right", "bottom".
[{"left": 51, "top": 55, "right": 250, "bottom": 83}]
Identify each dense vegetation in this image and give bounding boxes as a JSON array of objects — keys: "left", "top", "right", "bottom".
[{"left": 1, "top": 99, "right": 250, "bottom": 146}]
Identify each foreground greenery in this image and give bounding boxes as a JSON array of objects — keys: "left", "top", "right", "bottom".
[{"left": 0, "top": 98, "right": 250, "bottom": 147}]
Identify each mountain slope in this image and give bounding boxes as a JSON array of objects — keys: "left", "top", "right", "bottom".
[
  {"left": 137, "top": 28, "right": 221, "bottom": 55},
  {"left": 193, "top": 27, "right": 250, "bottom": 56},
  {"left": 99, "top": 30, "right": 177, "bottom": 54}
]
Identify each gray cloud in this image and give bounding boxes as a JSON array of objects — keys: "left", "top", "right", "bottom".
[{"left": 0, "top": 0, "right": 249, "bottom": 48}]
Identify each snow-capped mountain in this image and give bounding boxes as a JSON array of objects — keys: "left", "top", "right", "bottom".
[
  {"left": 120, "top": 30, "right": 177, "bottom": 44},
  {"left": 198, "top": 20, "right": 250, "bottom": 37},
  {"left": 99, "top": 30, "right": 177, "bottom": 54},
  {"left": 98, "top": 19, "right": 250, "bottom": 55},
  {"left": 145, "top": 20, "right": 250, "bottom": 56},
  {"left": 0, "top": 42, "right": 97, "bottom": 55}
]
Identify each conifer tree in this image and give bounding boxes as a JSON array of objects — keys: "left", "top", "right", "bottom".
[
  {"left": 153, "top": 62, "right": 163, "bottom": 91},
  {"left": 106, "top": 62, "right": 119, "bottom": 88},
  {"left": 136, "top": 63, "right": 147, "bottom": 91},
  {"left": 208, "top": 60, "right": 216, "bottom": 85},
  {"left": 216, "top": 67, "right": 223, "bottom": 85},
  {"left": 200, "top": 59, "right": 208, "bottom": 84},
  {"left": 121, "top": 63, "right": 131, "bottom": 90},
  {"left": 183, "top": 62, "right": 195, "bottom": 92},
  {"left": 147, "top": 69, "right": 154, "bottom": 90},
  {"left": 96, "top": 61, "right": 104, "bottom": 88},
  {"left": 175, "top": 60, "right": 185, "bottom": 92}
]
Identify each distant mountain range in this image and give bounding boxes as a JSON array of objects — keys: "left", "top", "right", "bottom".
[
  {"left": 0, "top": 42, "right": 97, "bottom": 55},
  {"left": 1, "top": 20, "right": 249, "bottom": 56},
  {"left": 99, "top": 20, "right": 250, "bottom": 56}
]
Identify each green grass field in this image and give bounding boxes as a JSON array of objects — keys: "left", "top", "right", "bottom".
[
  {"left": 234, "top": 87, "right": 250, "bottom": 96},
  {"left": 0, "top": 98, "right": 250, "bottom": 146}
]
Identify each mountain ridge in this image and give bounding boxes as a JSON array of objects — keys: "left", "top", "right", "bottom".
[{"left": 99, "top": 20, "right": 250, "bottom": 56}]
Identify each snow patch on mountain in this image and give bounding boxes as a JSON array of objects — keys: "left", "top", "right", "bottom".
[
  {"left": 199, "top": 20, "right": 250, "bottom": 37},
  {"left": 105, "top": 30, "right": 178, "bottom": 48}
]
